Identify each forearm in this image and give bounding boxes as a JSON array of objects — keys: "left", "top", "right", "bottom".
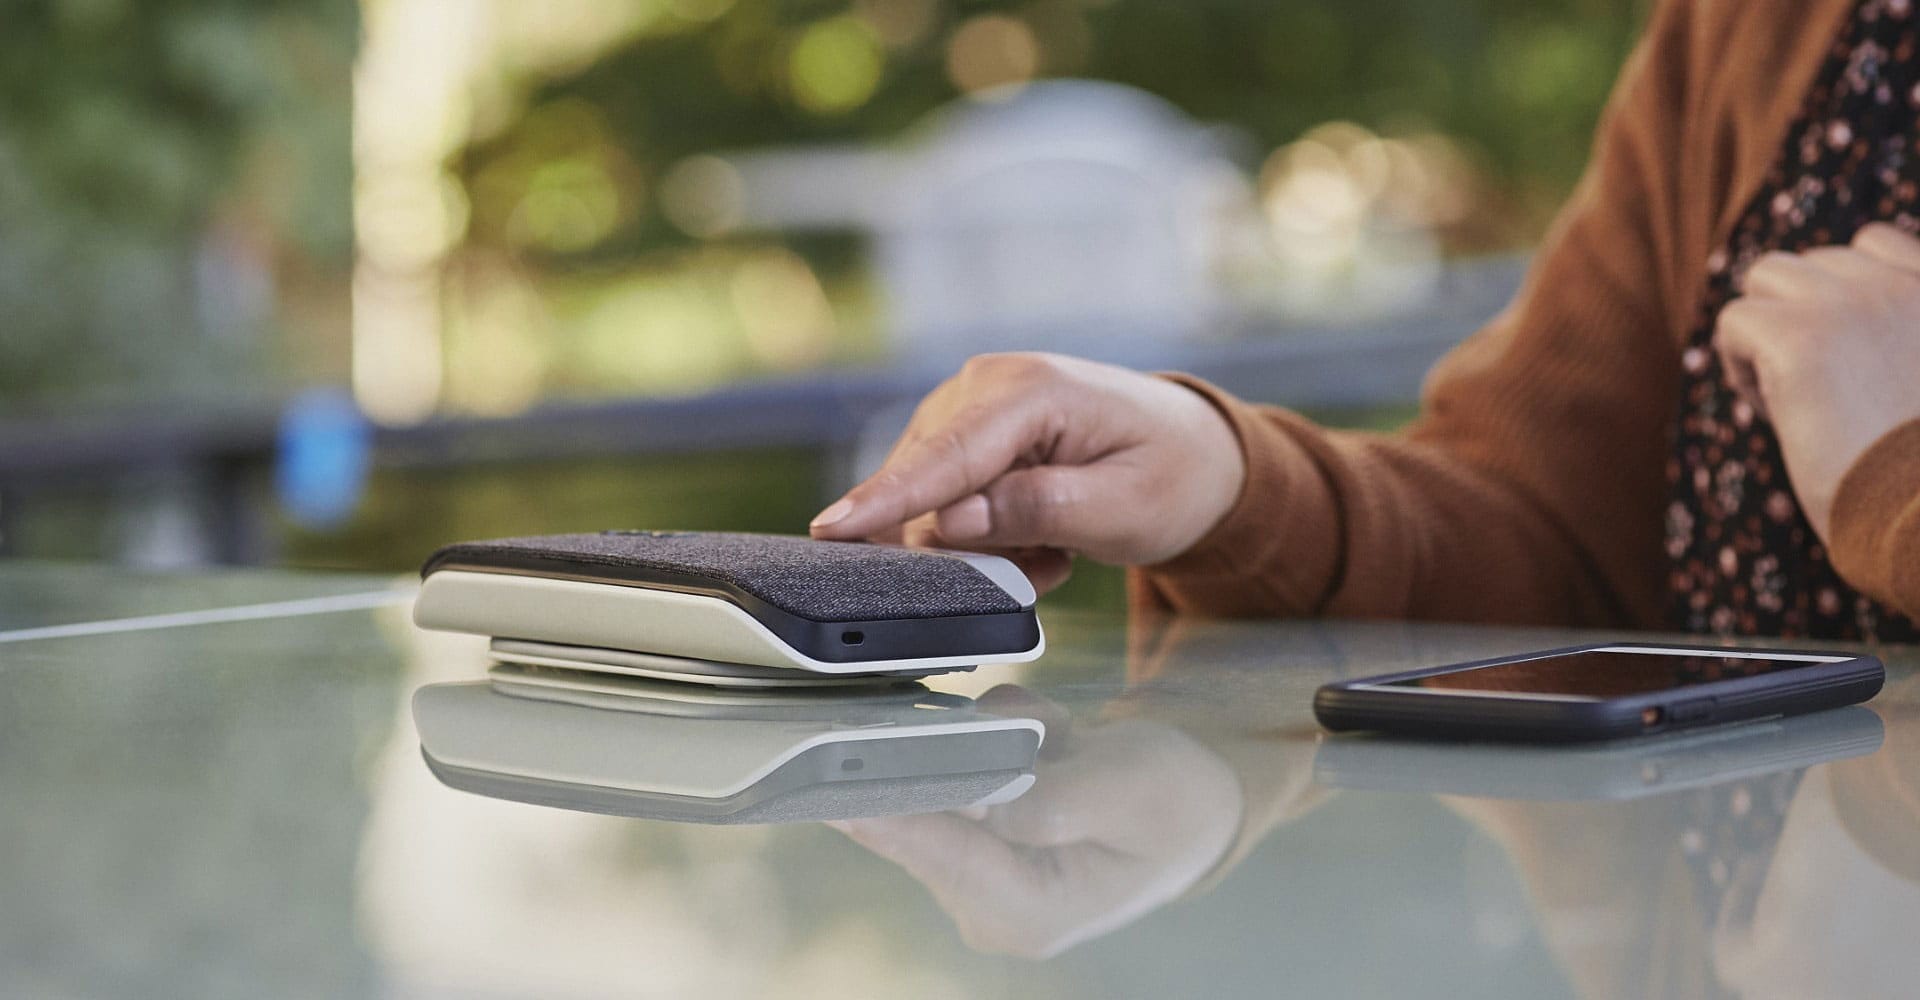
[
  {"left": 1130, "top": 378, "right": 1653, "bottom": 626},
  {"left": 1135, "top": 0, "right": 1713, "bottom": 626}
]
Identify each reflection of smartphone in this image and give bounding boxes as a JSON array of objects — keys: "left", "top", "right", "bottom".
[
  {"left": 1313, "top": 706, "right": 1884, "bottom": 800},
  {"left": 413, "top": 664, "right": 1045, "bottom": 824},
  {"left": 1314, "top": 643, "right": 1884, "bottom": 743}
]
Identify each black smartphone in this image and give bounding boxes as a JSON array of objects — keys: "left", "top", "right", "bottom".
[{"left": 1313, "top": 642, "right": 1884, "bottom": 743}]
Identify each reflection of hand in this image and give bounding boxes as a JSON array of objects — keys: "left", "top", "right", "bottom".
[
  {"left": 831, "top": 686, "right": 1243, "bottom": 958},
  {"left": 1713, "top": 224, "right": 1920, "bottom": 541},
  {"left": 806, "top": 353, "right": 1245, "bottom": 592}
]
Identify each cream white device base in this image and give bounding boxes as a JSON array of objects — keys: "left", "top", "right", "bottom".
[
  {"left": 414, "top": 569, "right": 1045, "bottom": 677},
  {"left": 491, "top": 638, "right": 930, "bottom": 689}
]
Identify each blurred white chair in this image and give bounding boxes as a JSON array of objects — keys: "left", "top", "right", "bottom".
[{"left": 713, "top": 80, "right": 1262, "bottom": 358}]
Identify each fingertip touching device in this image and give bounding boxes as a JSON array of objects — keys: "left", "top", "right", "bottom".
[{"left": 413, "top": 530, "right": 1046, "bottom": 684}]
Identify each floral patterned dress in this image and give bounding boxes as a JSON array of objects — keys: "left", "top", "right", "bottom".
[
  {"left": 1659, "top": 7, "right": 1914, "bottom": 994},
  {"left": 1665, "top": 0, "right": 1920, "bottom": 643}
]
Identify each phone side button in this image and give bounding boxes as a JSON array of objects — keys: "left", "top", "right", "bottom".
[{"left": 1670, "top": 698, "right": 1714, "bottom": 723}]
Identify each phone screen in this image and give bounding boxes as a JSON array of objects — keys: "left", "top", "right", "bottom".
[{"left": 1379, "top": 649, "right": 1838, "bottom": 699}]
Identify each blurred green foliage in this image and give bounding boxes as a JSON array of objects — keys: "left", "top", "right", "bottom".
[
  {"left": 0, "top": 0, "right": 356, "bottom": 407},
  {"left": 0, "top": 0, "right": 1647, "bottom": 409},
  {"left": 465, "top": 0, "right": 1648, "bottom": 265},
  {"left": 0, "top": 0, "right": 1647, "bottom": 407},
  {"left": 8, "top": 0, "right": 1648, "bottom": 607}
]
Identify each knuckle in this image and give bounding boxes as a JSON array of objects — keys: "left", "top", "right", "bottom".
[
  {"left": 958, "top": 353, "right": 1002, "bottom": 378},
  {"left": 1717, "top": 298, "right": 1788, "bottom": 337},
  {"left": 1855, "top": 221, "right": 1903, "bottom": 246},
  {"left": 1016, "top": 470, "right": 1077, "bottom": 530},
  {"left": 1037, "top": 472, "right": 1082, "bottom": 516},
  {"left": 1746, "top": 251, "right": 1789, "bottom": 279},
  {"left": 859, "top": 466, "right": 910, "bottom": 506},
  {"left": 1000, "top": 935, "right": 1062, "bottom": 961},
  {"left": 1718, "top": 326, "right": 1751, "bottom": 349},
  {"left": 951, "top": 906, "right": 1060, "bottom": 958},
  {"left": 962, "top": 351, "right": 1024, "bottom": 378},
  {"left": 1744, "top": 251, "right": 1803, "bottom": 289},
  {"left": 924, "top": 423, "right": 978, "bottom": 477},
  {"left": 964, "top": 351, "right": 1064, "bottom": 386},
  {"left": 956, "top": 920, "right": 1031, "bottom": 958}
]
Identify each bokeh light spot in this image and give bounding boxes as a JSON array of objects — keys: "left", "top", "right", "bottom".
[
  {"left": 854, "top": 0, "right": 938, "bottom": 49},
  {"left": 731, "top": 247, "right": 835, "bottom": 370},
  {"left": 507, "top": 157, "right": 621, "bottom": 253},
  {"left": 945, "top": 15, "right": 1040, "bottom": 95},
  {"left": 660, "top": 154, "right": 746, "bottom": 238},
  {"left": 790, "top": 17, "right": 884, "bottom": 115}
]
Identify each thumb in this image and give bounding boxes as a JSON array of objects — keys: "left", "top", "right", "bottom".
[{"left": 934, "top": 464, "right": 1145, "bottom": 562}]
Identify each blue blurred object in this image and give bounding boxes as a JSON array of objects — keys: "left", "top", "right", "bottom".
[{"left": 275, "top": 389, "right": 373, "bottom": 529}]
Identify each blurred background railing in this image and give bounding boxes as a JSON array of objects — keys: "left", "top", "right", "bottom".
[{"left": 0, "top": 0, "right": 1646, "bottom": 606}]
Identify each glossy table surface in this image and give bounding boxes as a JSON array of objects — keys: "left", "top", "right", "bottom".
[{"left": 6, "top": 562, "right": 1918, "bottom": 999}]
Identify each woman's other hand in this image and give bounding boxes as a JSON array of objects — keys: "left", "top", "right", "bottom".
[
  {"left": 807, "top": 353, "right": 1246, "bottom": 592},
  {"left": 1714, "top": 222, "right": 1920, "bottom": 542}
]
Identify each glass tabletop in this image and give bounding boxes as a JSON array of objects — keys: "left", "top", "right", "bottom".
[
  {"left": 5, "top": 564, "right": 1916, "bottom": 999},
  {"left": 0, "top": 560, "right": 402, "bottom": 634}
]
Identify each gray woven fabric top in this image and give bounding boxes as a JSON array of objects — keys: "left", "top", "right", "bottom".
[{"left": 426, "top": 531, "right": 1025, "bottom": 622}]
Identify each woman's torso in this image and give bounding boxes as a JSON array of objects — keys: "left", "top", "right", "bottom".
[{"left": 1664, "top": 0, "right": 1920, "bottom": 642}]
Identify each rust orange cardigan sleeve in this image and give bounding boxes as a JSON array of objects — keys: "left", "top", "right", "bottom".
[{"left": 1129, "top": 0, "right": 1914, "bottom": 626}]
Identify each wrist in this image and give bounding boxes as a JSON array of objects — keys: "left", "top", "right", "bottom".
[
  {"left": 1176, "top": 381, "right": 1250, "bottom": 554},
  {"left": 1128, "top": 374, "right": 1346, "bottom": 617},
  {"left": 1144, "top": 373, "right": 1266, "bottom": 571}
]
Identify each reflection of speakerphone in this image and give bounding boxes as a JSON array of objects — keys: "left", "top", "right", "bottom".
[
  {"left": 413, "top": 531, "right": 1046, "bottom": 681},
  {"left": 413, "top": 664, "right": 1046, "bottom": 824},
  {"left": 1312, "top": 706, "right": 1884, "bottom": 802}
]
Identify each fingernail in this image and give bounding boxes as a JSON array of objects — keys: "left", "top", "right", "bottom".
[
  {"left": 944, "top": 494, "right": 991, "bottom": 539},
  {"left": 810, "top": 498, "right": 854, "bottom": 529}
]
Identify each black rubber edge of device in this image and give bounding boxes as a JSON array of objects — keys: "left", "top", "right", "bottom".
[
  {"left": 1312, "top": 641, "right": 1886, "bottom": 744},
  {"left": 420, "top": 549, "right": 1041, "bottom": 664}
]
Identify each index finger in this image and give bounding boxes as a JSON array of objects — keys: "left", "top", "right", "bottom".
[{"left": 810, "top": 401, "right": 1046, "bottom": 541}]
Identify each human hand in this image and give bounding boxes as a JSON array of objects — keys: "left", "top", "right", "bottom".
[
  {"left": 829, "top": 686, "right": 1243, "bottom": 958},
  {"left": 1714, "top": 223, "right": 1920, "bottom": 541},
  {"left": 807, "top": 353, "right": 1246, "bottom": 592}
]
